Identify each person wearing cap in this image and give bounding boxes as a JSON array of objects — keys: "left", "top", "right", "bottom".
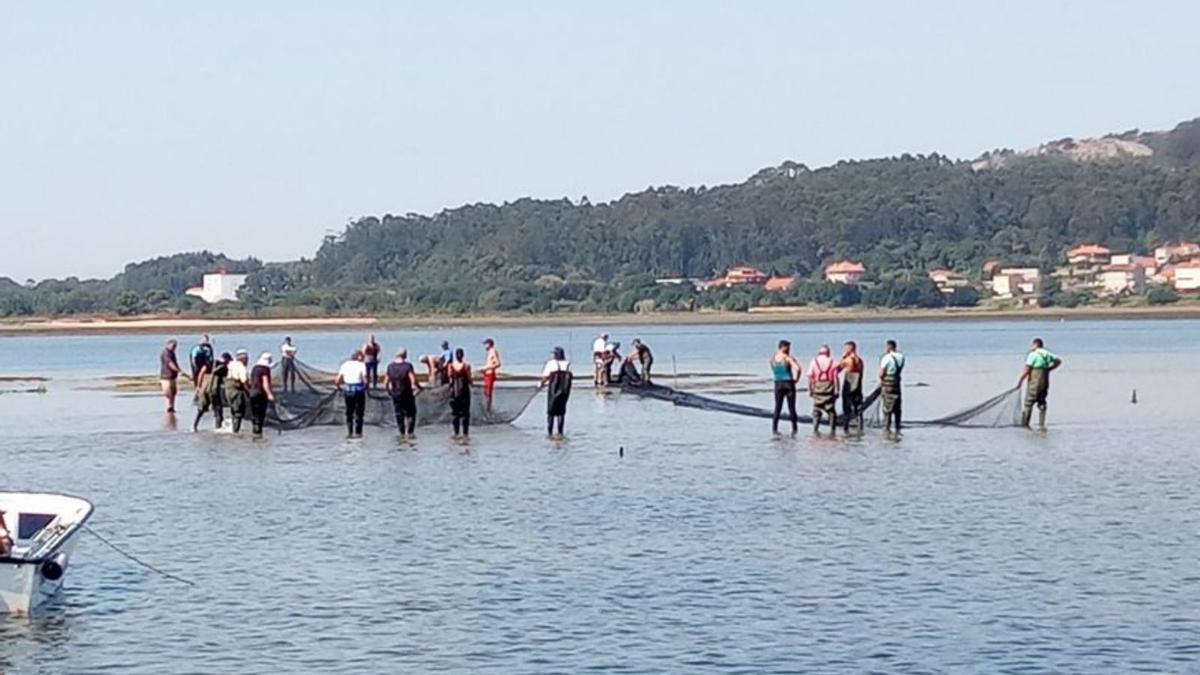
[
  {"left": 770, "top": 339, "right": 801, "bottom": 435},
  {"left": 336, "top": 350, "right": 369, "bottom": 438},
  {"left": 248, "top": 352, "right": 276, "bottom": 437},
  {"left": 224, "top": 350, "right": 251, "bottom": 433},
  {"left": 383, "top": 348, "right": 422, "bottom": 438},
  {"left": 592, "top": 333, "right": 609, "bottom": 386},
  {"left": 480, "top": 338, "right": 502, "bottom": 410},
  {"left": 192, "top": 351, "right": 231, "bottom": 432},
  {"left": 806, "top": 344, "right": 840, "bottom": 433},
  {"left": 541, "top": 346, "right": 573, "bottom": 438}
]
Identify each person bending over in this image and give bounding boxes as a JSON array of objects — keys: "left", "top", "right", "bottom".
[{"left": 336, "top": 350, "right": 369, "bottom": 439}]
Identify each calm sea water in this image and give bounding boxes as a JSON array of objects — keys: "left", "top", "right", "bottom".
[{"left": 1, "top": 318, "right": 1198, "bottom": 673}]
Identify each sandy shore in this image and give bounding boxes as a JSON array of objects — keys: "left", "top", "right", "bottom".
[{"left": 1, "top": 304, "right": 1198, "bottom": 336}]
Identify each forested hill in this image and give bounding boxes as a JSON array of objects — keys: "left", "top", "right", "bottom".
[{"left": 3, "top": 117, "right": 1200, "bottom": 317}]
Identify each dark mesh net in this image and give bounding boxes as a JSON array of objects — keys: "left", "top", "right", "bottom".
[
  {"left": 620, "top": 379, "right": 1023, "bottom": 428},
  {"left": 267, "top": 359, "right": 541, "bottom": 431}
]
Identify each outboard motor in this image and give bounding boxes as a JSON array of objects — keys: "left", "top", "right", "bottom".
[{"left": 41, "top": 552, "right": 69, "bottom": 581}]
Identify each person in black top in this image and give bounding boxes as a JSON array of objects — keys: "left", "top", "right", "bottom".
[
  {"left": 247, "top": 353, "right": 276, "bottom": 437},
  {"left": 383, "top": 349, "right": 423, "bottom": 438},
  {"left": 541, "top": 347, "right": 573, "bottom": 438},
  {"left": 447, "top": 348, "right": 472, "bottom": 438}
]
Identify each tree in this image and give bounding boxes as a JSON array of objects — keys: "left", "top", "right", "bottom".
[{"left": 115, "top": 290, "right": 144, "bottom": 316}]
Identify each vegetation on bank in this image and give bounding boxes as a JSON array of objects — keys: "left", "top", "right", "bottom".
[{"left": 2, "top": 119, "right": 1198, "bottom": 318}]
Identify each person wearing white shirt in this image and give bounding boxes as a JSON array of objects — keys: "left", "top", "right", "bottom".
[
  {"left": 280, "top": 336, "right": 298, "bottom": 392},
  {"left": 541, "top": 347, "right": 573, "bottom": 438},
  {"left": 335, "top": 350, "right": 369, "bottom": 438},
  {"left": 592, "top": 333, "right": 608, "bottom": 386}
]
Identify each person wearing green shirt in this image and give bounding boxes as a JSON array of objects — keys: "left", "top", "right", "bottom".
[{"left": 1017, "top": 337, "right": 1063, "bottom": 429}]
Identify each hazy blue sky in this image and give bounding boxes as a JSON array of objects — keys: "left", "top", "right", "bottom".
[{"left": 3, "top": 2, "right": 1199, "bottom": 280}]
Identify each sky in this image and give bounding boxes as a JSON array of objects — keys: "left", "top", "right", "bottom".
[{"left": 2, "top": 1, "right": 1200, "bottom": 281}]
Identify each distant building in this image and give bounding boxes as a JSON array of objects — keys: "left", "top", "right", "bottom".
[
  {"left": 186, "top": 270, "right": 248, "bottom": 304},
  {"left": 764, "top": 276, "right": 796, "bottom": 292},
  {"left": 928, "top": 268, "right": 970, "bottom": 294},
  {"left": 1098, "top": 264, "right": 1146, "bottom": 296},
  {"left": 1154, "top": 242, "right": 1200, "bottom": 266},
  {"left": 980, "top": 259, "right": 1004, "bottom": 280},
  {"left": 1175, "top": 262, "right": 1200, "bottom": 292},
  {"left": 992, "top": 267, "right": 1041, "bottom": 306},
  {"left": 1065, "top": 244, "right": 1112, "bottom": 266},
  {"left": 655, "top": 277, "right": 704, "bottom": 291},
  {"left": 702, "top": 266, "right": 768, "bottom": 289},
  {"left": 824, "top": 261, "right": 866, "bottom": 285}
]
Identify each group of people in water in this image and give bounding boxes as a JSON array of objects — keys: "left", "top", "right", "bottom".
[
  {"left": 157, "top": 330, "right": 1061, "bottom": 441},
  {"left": 769, "top": 336, "right": 1063, "bottom": 436}
]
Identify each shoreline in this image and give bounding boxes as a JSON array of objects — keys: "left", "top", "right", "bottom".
[{"left": 2, "top": 304, "right": 1199, "bottom": 336}]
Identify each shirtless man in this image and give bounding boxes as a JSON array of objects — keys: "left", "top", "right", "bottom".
[
  {"left": 481, "top": 338, "right": 502, "bottom": 409},
  {"left": 840, "top": 341, "right": 865, "bottom": 432}
]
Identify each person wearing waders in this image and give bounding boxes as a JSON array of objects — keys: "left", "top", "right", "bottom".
[
  {"left": 541, "top": 346, "right": 572, "bottom": 439},
  {"left": 1017, "top": 337, "right": 1062, "bottom": 430},
  {"left": 878, "top": 339, "right": 905, "bottom": 435},
  {"left": 225, "top": 350, "right": 251, "bottom": 433},
  {"left": 806, "top": 344, "right": 840, "bottom": 434},
  {"left": 839, "top": 341, "right": 864, "bottom": 432}
]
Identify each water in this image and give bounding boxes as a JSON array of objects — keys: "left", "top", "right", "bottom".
[{"left": 1, "top": 318, "right": 1198, "bottom": 673}]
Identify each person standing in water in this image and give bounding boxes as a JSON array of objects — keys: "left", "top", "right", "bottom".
[
  {"left": 541, "top": 346, "right": 573, "bottom": 438},
  {"left": 193, "top": 352, "right": 230, "bottom": 432},
  {"left": 362, "top": 334, "right": 382, "bottom": 389},
  {"left": 336, "top": 350, "right": 369, "bottom": 439},
  {"left": 159, "top": 339, "right": 182, "bottom": 413},
  {"left": 839, "top": 341, "right": 865, "bottom": 432},
  {"left": 480, "top": 338, "right": 502, "bottom": 410},
  {"left": 280, "top": 336, "right": 298, "bottom": 392},
  {"left": 1017, "top": 337, "right": 1063, "bottom": 430},
  {"left": 770, "top": 340, "right": 801, "bottom": 435},
  {"left": 806, "top": 345, "right": 840, "bottom": 433},
  {"left": 384, "top": 349, "right": 422, "bottom": 438},
  {"left": 447, "top": 348, "right": 473, "bottom": 438},
  {"left": 878, "top": 339, "right": 906, "bottom": 435},
  {"left": 247, "top": 353, "right": 276, "bottom": 437},
  {"left": 189, "top": 334, "right": 215, "bottom": 390},
  {"left": 592, "top": 333, "right": 609, "bottom": 386},
  {"left": 225, "top": 350, "right": 251, "bottom": 433},
  {"left": 632, "top": 338, "right": 654, "bottom": 383}
]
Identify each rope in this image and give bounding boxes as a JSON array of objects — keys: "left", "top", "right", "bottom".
[{"left": 84, "top": 525, "right": 196, "bottom": 587}]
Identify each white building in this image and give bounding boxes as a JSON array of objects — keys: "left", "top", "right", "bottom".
[
  {"left": 991, "top": 267, "right": 1041, "bottom": 305},
  {"left": 1098, "top": 264, "right": 1146, "bottom": 296},
  {"left": 1175, "top": 262, "right": 1200, "bottom": 292},
  {"left": 186, "top": 271, "right": 248, "bottom": 304}
]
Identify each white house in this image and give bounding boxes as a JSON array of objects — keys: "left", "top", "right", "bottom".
[
  {"left": 1098, "top": 264, "right": 1146, "bottom": 296},
  {"left": 186, "top": 271, "right": 248, "bottom": 304},
  {"left": 991, "top": 267, "right": 1041, "bottom": 305},
  {"left": 1175, "top": 262, "right": 1200, "bottom": 292}
]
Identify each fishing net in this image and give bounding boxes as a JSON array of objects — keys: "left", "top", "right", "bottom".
[
  {"left": 266, "top": 359, "right": 541, "bottom": 431},
  {"left": 620, "top": 378, "right": 1023, "bottom": 429}
]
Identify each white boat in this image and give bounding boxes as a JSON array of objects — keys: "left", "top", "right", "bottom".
[{"left": 0, "top": 492, "right": 94, "bottom": 615}]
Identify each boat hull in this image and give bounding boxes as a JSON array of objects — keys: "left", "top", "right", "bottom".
[{"left": 0, "top": 492, "right": 93, "bottom": 615}]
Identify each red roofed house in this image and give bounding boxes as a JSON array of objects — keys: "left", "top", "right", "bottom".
[
  {"left": 703, "top": 265, "right": 768, "bottom": 289},
  {"left": 1066, "top": 244, "right": 1112, "bottom": 266},
  {"left": 824, "top": 261, "right": 866, "bottom": 285},
  {"left": 764, "top": 276, "right": 796, "bottom": 292},
  {"left": 1154, "top": 242, "right": 1200, "bottom": 266}
]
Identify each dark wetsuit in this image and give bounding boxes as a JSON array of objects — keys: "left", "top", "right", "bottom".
[
  {"left": 771, "top": 359, "right": 798, "bottom": 434},
  {"left": 545, "top": 359, "right": 572, "bottom": 436},
  {"left": 840, "top": 357, "right": 864, "bottom": 431},
  {"left": 387, "top": 361, "right": 418, "bottom": 435},
  {"left": 448, "top": 362, "right": 471, "bottom": 436},
  {"left": 248, "top": 364, "right": 272, "bottom": 436}
]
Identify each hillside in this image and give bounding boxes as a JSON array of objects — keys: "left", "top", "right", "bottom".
[{"left": 3, "top": 117, "right": 1199, "bottom": 317}]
